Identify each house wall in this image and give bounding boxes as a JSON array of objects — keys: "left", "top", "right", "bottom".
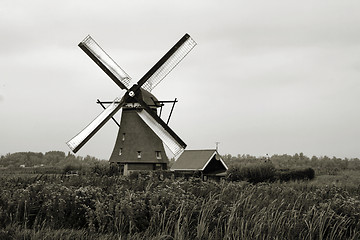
[
  {"left": 128, "top": 163, "right": 153, "bottom": 170},
  {"left": 122, "top": 163, "right": 167, "bottom": 176},
  {"left": 203, "top": 157, "right": 227, "bottom": 174}
]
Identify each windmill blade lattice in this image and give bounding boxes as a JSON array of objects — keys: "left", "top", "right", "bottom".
[
  {"left": 67, "top": 97, "right": 126, "bottom": 153},
  {"left": 141, "top": 34, "right": 196, "bottom": 92},
  {"left": 134, "top": 91, "right": 187, "bottom": 156},
  {"left": 136, "top": 110, "right": 185, "bottom": 156},
  {"left": 79, "top": 35, "right": 132, "bottom": 90}
]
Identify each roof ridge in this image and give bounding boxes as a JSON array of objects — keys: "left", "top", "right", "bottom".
[
  {"left": 171, "top": 148, "right": 227, "bottom": 171},
  {"left": 184, "top": 149, "right": 216, "bottom": 151}
]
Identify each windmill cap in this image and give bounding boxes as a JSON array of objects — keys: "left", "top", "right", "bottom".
[
  {"left": 125, "top": 88, "right": 160, "bottom": 108},
  {"left": 141, "top": 88, "right": 160, "bottom": 107}
]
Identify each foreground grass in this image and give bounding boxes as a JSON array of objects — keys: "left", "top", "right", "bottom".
[
  {"left": 0, "top": 226, "right": 155, "bottom": 240},
  {"left": 0, "top": 172, "right": 359, "bottom": 239}
]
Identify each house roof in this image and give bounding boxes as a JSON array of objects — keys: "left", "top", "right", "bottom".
[{"left": 171, "top": 149, "right": 228, "bottom": 171}]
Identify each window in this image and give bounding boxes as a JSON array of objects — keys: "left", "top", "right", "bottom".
[
  {"left": 119, "top": 148, "right": 122, "bottom": 156},
  {"left": 122, "top": 133, "right": 126, "bottom": 141},
  {"left": 117, "top": 163, "right": 124, "bottom": 175},
  {"left": 155, "top": 163, "right": 162, "bottom": 170},
  {"left": 137, "top": 151, "right": 142, "bottom": 159},
  {"left": 155, "top": 151, "right": 162, "bottom": 159}
]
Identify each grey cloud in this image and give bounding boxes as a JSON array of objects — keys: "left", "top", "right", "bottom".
[{"left": 1, "top": 0, "right": 360, "bottom": 159}]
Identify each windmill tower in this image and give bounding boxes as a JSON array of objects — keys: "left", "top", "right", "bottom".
[{"left": 67, "top": 34, "right": 196, "bottom": 175}]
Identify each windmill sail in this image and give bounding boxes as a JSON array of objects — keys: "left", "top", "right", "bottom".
[
  {"left": 79, "top": 35, "right": 132, "bottom": 90},
  {"left": 67, "top": 97, "right": 125, "bottom": 153},
  {"left": 67, "top": 33, "right": 196, "bottom": 158},
  {"left": 137, "top": 110, "right": 185, "bottom": 156},
  {"left": 140, "top": 34, "right": 197, "bottom": 92}
]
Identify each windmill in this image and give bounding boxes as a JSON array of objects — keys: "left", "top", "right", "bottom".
[{"left": 66, "top": 34, "right": 196, "bottom": 175}]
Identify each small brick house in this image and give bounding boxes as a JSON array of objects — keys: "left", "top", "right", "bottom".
[{"left": 170, "top": 149, "right": 228, "bottom": 180}]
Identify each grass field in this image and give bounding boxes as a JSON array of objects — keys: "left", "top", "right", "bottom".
[
  {"left": 1, "top": 152, "right": 360, "bottom": 239},
  {"left": 0, "top": 169, "right": 359, "bottom": 239}
]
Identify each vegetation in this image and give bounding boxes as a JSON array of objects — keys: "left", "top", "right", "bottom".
[
  {"left": 0, "top": 151, "right": 102, "bottom": 172},
  {"left": 226, "top": 163, "right": 315, "bottom": 183},
  {"left": 223, "top": 152, "right": 360, "bottom": 175},
  {"left": 0, "top": 151, "right": 359, "bottom": 239}
]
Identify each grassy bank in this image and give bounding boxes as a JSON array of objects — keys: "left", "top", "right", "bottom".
[{"left": 0, "top": 171, "right": 359, "bottom": 239}]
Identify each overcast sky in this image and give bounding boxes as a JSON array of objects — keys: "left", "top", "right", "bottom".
[{"left": 1, "top": 0, "right": 360, "bottom": 160}]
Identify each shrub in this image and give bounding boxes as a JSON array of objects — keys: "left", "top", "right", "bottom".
[
  {"left": 226, "top": 163, "right": 276, "bottom": 183},
  {"left": 62, "top": 164, "right": 81, "bottom": 174},
  {"left": 225, "top": 166, "right": 245, "bottom": 181},
  {"left": 90, "top": 163, "right": 120, "bottom": 176},
  {"left": 277, "top": 168, "right": 315, "bottom": 182}
]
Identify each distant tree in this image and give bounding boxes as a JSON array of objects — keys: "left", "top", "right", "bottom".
[
  {"left": 293, "top": 153, "right": 300, "bottom": 162},
  {"left": 45, "top": 151, "right": 65, "bottom": 164}
]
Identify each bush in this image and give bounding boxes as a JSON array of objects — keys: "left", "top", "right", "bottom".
[
  {"left": 277, "top": 168, "right": 315, "bottom": 182},
  {"left": 90, "top": 163, "right": 120, "bottom": 176},
  {"left": 226, "top": 164, "right": 315, "bottom": 183},
  {"left": 62, "top": 164, "right": 81, "bottom": 174},
  {"left": 226, "top": 163, "right": 276, "bottom": 183}
]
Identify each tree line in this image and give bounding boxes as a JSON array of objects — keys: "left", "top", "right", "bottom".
[
  {"left": 1, "top": 151, "right": 360, "bottom": 175},
  {"left": 0, "top": 151, "right": 103, "bottom": 173},
  {"left": 223, "top": 152, "right": 360, "bottom": 174}
]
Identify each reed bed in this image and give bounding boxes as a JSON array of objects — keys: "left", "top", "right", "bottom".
[{"left": 0, "top": 173, "right": 359, "bottom": 239}]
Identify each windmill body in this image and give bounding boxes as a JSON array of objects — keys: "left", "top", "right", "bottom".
[
  {"left": 67, "top": 34, "right": 196, "bottom": 174},
  {"left": 109, "top": 89, "right": 169, "bottom": 175}
]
